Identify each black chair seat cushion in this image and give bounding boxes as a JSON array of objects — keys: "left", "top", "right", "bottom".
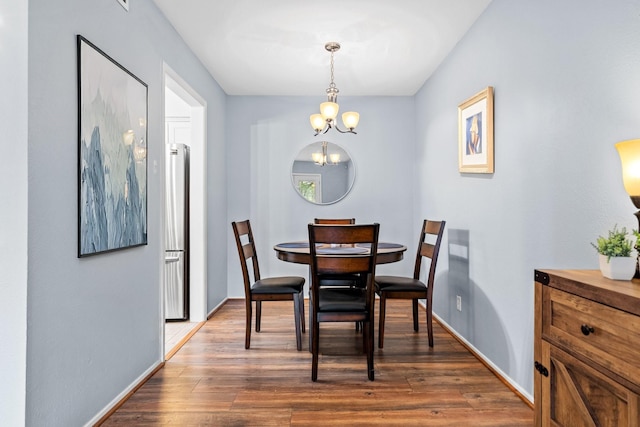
[
  {"left": 252, "top": 276, "right": 305, "bottom": 294},
  {"left": 318, "top": 288, "right": 366, "bottom": 312},
  {"left": 375, "top": 276, "right": 426, "bottom": 292}
]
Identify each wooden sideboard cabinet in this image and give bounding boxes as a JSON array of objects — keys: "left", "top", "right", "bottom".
[{"left": 534, "top": 269, "right": 640, "bottom": 427}]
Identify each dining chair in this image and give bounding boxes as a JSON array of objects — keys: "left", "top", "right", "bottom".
[
  {"left": 308, "top": 223, "right": 380, "bottom": 381},
  {"left": 313, "top": 218, "right": 363, "bottom": 331},
  {"left": 375, "top": 219, "right": 446, "bottom": 348},
  {"left": 231, "top": 220, "right": 305, "bottom": 351}
]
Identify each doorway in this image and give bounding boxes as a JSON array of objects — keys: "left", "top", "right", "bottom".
[{"left": 163, "top": 66, "right": 207, "bottom": 358}]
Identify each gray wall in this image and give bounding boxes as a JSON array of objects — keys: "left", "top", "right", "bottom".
[
  {"left": 0, "top": 1, "right": 28, "bottom": 425},
  {"left": 416, "top": 0, "right": 640, "bottom": 398},
  {"left": 27, "top": 0, "right": 226, "bottom": 425},
  {"left": 226, "top": 96, "right": 417, "bottom": 297}
]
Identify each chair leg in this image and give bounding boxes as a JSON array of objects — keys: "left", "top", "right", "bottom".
[
  {"left": 355, "top": 277, "right": 364, "bottom": 332},
  {"left": 245, "top": 299, "right": 252, "bottom": 349},
  {"left": 378, "top": 294, "right": 386, "bottom": 348},
  {"left": 256, "top": 300, "right": 262, "bottom": 332},
  {"left": 308, "top": 293, "right": 314, "bottom": 352},
  {"left": 426, "top": 296, "right": 434, "bottom": 347},
  {"left": 293, "top": 293, "right": 302, "bottom": 351},
  {"left": 365, "top": 320, "right": 374, "bottom": 381},
  {"left": 412, "top": 299, "right": 419, "bottom": 332},
  {"left": 299, "top": 291, "right": 305, "bottom": 333},
  {"left": 311, "top": 315, "right": 320, "bottom": 381}
]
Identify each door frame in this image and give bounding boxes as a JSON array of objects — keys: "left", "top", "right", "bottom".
[{"left": 161, "top": 65, "right": 208, "bottom": 357}]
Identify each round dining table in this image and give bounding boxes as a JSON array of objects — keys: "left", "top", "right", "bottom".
[
  {"left": 274, "top": 241, "right": 407, "bottom": 352},
  {"left": 273, "top": 241, "right": 407, "bottom": 265}
]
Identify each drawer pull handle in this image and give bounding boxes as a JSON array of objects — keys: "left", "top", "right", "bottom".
[{"left": 581, "top": 324, "right": 595, "bottom": 336}]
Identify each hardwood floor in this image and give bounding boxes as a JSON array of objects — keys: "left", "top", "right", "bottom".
[{"left": 103, "top": 299, "right": 533, "bottom": 426}]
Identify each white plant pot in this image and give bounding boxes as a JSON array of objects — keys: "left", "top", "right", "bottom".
[{"left": 598, "top": 254, "right": 636, "bottom": 281}]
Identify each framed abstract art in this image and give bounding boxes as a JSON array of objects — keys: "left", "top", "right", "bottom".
[
  {"left": 77, "top": 35, "right": 148, "bottom": 257},
  {"left": 458, "top": 86, "right": 494, "bottom": 174}
]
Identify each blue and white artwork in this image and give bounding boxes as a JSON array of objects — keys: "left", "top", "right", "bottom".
[{"left": 78, "top": 36, "right": 148, "bottom": 257}]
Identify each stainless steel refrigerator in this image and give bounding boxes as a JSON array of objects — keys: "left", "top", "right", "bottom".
[{"left": 165, "top": 143, "right": 189, "bottom": 321}]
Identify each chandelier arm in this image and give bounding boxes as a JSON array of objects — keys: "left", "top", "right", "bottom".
[
  {"left": 333, "top": 124, "right": 357, "bottom": 135},
  {"left": 313, "top": 121, "right": 333, "bottom": 136}
]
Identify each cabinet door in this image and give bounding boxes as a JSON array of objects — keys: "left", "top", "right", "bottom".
[{"left": 541, "top": 341, "right": 640, "bottom": 427}]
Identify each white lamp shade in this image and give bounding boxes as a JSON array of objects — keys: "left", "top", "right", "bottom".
[
  {"left": 320, "top": 102, "right": 339, "bottom": 120},
  {"left": 310, "top": 114, "right": 325, "bottom": 132},
  {"left": 312, "top": 152, "right": 323, "bottom": 163},
  {"left": 615, "top": 139, "right": 640, "bottom": 196},
  {"left": 342, "top": 112, "right": 360, "bottom": 129},
  {"left": 329, "top": 153, "right": 341, "bottom": 164}
]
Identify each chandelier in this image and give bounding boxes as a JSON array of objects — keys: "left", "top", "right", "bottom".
[
  {"left": 310, "top": 42, "right": 360, "bottom": 136},
  {"left": 312, "top": 141, "right": 340, "bottom": 166}
]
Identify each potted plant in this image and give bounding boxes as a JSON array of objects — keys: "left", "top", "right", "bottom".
[{"left": 591, "top": 225, "right": 637, "bottom": 280}]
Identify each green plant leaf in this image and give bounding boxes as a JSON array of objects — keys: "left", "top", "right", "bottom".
[{"left": 590, "top": 224, "right": 635, "bottom": 261}]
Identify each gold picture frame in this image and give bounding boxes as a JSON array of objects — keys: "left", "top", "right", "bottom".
[{"left": 458, "top": 86, "right": 494, "bottom": 173}]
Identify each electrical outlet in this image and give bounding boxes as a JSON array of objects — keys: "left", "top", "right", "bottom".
[{"left": 456, "top": 295, "right": 462, "bottom": 311}]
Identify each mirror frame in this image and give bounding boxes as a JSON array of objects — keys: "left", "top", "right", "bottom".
[{"left": 290, "top": 141, "right": 356, "bottom": 205}]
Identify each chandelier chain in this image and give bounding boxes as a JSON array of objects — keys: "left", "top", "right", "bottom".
[{"left": 329, "top": 50, "right": 336, "bottom": 90}]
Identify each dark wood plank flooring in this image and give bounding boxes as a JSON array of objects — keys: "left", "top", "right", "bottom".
[{"left": 103, "top": 299, "right": 533, "bottom": 426}]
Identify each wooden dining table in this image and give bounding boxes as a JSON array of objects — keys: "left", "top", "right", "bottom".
[
  {"left": 274, "top": 239, "right": 408, "bottom": 305},
  {"left": 273, "top": 241, "right": 407, "bottom": 265},
  {"left": 274, "top": 240, "right": 407, "bottom": 351}
]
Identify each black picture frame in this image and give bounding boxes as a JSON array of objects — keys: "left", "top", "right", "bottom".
[{"left": 77, "top": 35, "right": 148, "bottom": 257}]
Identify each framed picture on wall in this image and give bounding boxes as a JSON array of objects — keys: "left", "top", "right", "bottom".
[
  {"left": 458, "top": 86, "right": 494, "bottom": 173},
  {"left": 77, "top": 35, "right": 148, "bottom": 257}
]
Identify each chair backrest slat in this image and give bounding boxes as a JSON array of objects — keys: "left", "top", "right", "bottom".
[
  {"left": 242, "top": 243, "right": 254, "bottom": 259},
  {"left": 235, "top": 220, "right": 250, "bottom": 235},
  {"left": 424, "top": 220, "right": 442, "bottom": 235},
  {"left": 419, "top": 242, "right": 435, "bottom": 259},
  {"left": 310, "top": 224, "right": 375, "bottom": 245},
  {"left": 315, "top": 256, "right": 373, "bottom": 275},
  {"left": 314, "top": 218, "right": 356, "bottom": 225}
]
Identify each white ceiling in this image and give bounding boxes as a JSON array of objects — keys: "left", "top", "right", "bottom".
[{"left": 152, "top": 0, "right": 491, "bottom": 96}]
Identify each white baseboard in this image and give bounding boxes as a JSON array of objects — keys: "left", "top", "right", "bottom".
[
  {"left": 432, "top": 310, "right": 533, "bottom": 404},
  {"left": 208, "top": 297, "right": 228, "bottom": 319},
  {"left": 85, "top": 360, "right": 163, "bottom": 427}
]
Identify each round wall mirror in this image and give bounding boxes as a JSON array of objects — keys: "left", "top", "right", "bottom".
[{"left": 291, "top": 141, "right": 355, "bottom": 205}]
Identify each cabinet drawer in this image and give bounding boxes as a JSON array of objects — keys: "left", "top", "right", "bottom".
[{"left": 544, "top": 287, "right": 640, "bottom": 388}]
